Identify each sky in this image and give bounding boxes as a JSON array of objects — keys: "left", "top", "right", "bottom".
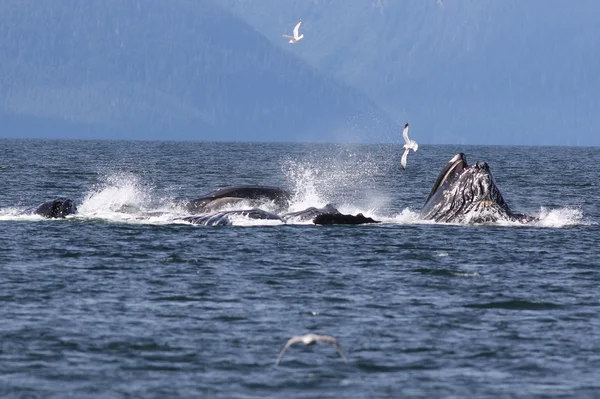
[{"left": 1, "top": 0, "right": 599, "bottom": 146}]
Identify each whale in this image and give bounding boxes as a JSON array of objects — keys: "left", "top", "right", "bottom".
[
  {"left": 421, "top": 153, "right": 534, "bottom": 224},
  {"left": 34, "top": 198, "right": 77, "bottom": 218},
  {"left": 182, "top": 204, "right": 380, "bottom": 226},
  {"left": 182, "top": 209, "right": 284, "bottom": 226},
  {"left": 282, "top": 204, "right": 341, "bottom": 223},
  {"left": 185, "top": 185, "right": 292, "bottom": 213},
  {"left": 313, "top": 212, "right": 380, "bottom": 225}
]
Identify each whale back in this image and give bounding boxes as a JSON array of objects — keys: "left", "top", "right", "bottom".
[
  {"left": 282, "top": 204, "right": 340, "bottom": 223},
  {"left": 35, "top": 198, "right": 77, "bottom": 218},
  {"left": 186, "top": 185, "right": 291, "bottom": 213}
]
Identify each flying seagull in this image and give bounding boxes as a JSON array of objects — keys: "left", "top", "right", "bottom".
[
  {"left": 282, "top": 19, "right": 304, "bottom": 44},
  {"left": 401, "top": 123, "right": 419, "bottom": 171},
  {"left": 275, "top": 333, "right": 348, "bottom": 365}
]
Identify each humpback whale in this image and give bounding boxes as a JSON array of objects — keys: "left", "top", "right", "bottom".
[
  {"left": 282, "top": 204, "right": 341, "bottom": 223},
  {"left": 182, "top": 203, "right": 379, "bottom": 226},
  {"left": 313, "top": 212, "right": 379, "bottom": 225},
  {"left": 34, "top": 198, "right": 77, "bottom": 218},
  {"left": 185, "top": 185, "right": 292, "bottom": 213},
  {"left": 182, "top": 209, "right": 284, "bottom": 226},
  {"left": 421, "top": 153, "right": 534, "bottom": 223}
]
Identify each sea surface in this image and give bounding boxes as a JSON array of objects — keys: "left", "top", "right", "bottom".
[{"left": 0, "top": 139, "right": 599, "bottom": 398}]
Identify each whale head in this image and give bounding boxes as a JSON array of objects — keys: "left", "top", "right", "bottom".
[
  {"left": 421, "top": 153, "right": 533, "bottom": 223},
  {"left": 34, "top": 198, "right": 78, "bottom": 218}
]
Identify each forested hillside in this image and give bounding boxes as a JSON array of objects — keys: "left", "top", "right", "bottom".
[{"left": 0, "top": 0, "right": 392, "bottom": 141}]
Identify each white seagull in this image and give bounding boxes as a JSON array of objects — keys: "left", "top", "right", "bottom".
[
  {"left": 401, "top": 123, "right": 418, "bottom": 171},
  {"left": 282, "top": 19, "right": 304, "bottom": 44},
  {"left": 275, "top": 333, "right": 348, "bottom": 365}
]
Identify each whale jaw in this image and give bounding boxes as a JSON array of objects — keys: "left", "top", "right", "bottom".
[{"left": 421, "top": 155, "right": 531, "bottom": 224}]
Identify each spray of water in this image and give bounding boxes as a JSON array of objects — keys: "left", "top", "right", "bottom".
[
  {"left": 76, "top": 172, "right": 183, "bottom": 224},
  {"left": 282, "top": 151, "right": 387, "bottom": 215},
  {"left": 0, "top": 206, "right": 44, "bottom": 221},
  {"left": 534, "top": 207, "right": 589, "bottom": 228}
]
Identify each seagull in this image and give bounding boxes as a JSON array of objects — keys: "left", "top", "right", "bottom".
[
  {"left": 401, "top": 123, "right": 418, "bottom": 171},
  {"left": 275, "top": 333, "right": 348, "bottom": 365},
  {"left": 282, "top": 19, "right": 304, "bottom": 44}
]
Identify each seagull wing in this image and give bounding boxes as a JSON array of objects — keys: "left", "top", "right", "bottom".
[
  {"left": 282, "top": 34, "right": 294, "bottom": 39},
  {"left": 401, "top": 147, "right": 409, "bottom": 171},
  {"left": 333, "top": 343, "right": 349, "bottom": 361},
  {"left": 276, "top": 336, "right": 301, "bottom": 365},
  {"left": 402, "top": 123, "right": 410, "bottom": 144},
  {"left": 316, "top": 335, "right": 348, "bottom": 361},
  {"left": 293, "top": 20, "right": 302, "bottom": 39}
]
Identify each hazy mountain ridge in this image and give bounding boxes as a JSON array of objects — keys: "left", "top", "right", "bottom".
[
  {"left": 219, "top": 0, "right": 600, "bottom": 145},
  {"left": 0, "top": 0, "right": 393, "bottom": 141}
]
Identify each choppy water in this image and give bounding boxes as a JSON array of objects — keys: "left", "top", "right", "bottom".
[{"left": 1, "top": 139, "right": 599, "bottom": 398}]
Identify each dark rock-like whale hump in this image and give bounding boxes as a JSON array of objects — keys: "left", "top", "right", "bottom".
[
  {"left": 313, "top": 213, "right": 380, "bottom": 225},
  {"left": 421, "top": 153, "right": 534, "bottom": 224},
  {"left": 283, "top": 203, "right": 379, "bottom": 224},
  {"left": 185, "top": 185, "right": 292, "bottom": 213},
  {"left": 35, "top": 198, "right": 77, "bottom": 218}
]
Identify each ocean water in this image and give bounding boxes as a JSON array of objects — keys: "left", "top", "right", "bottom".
[{"left": 0, "top": 139, "right": 598, "bottom": 398}]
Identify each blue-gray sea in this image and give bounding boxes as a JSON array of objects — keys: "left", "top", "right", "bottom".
[{"left": 1, "top": 139, "right": 599, "bottom": 398}]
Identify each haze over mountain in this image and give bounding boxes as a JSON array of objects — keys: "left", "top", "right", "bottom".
[
  {"left": 0, "top": 0, "right": 392, "bottom": 142},
  {"left": 221, "top": 0, "right": 600, "bottom": 146}
]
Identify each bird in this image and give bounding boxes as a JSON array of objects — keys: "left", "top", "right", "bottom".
[
  {"left": 282, "top": 19, "right": 304, "bottom": 44},
  {"left": 275, "top": 333, "right": 348, "bottom": 365},
  {"left": 401, "top": 123, "right": 418, "bottom": 171}
]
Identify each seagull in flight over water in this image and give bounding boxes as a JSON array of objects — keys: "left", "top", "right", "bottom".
[
  {"left": 401, "top": 123, "right": 418, "bottom": 171},
  {"left": 282, "top": 19, "right": 304, "bottom": 44},
  {"left": 275, "top": 333, "right": 348, "bottom": 365}
]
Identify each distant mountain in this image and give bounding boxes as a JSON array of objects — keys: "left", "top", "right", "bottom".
[
  {"left": 0, "top": 0, "right": 393, "bottom": 142},
  {"left": 219, "top": 0, "right": 600, "bottom": 146}
]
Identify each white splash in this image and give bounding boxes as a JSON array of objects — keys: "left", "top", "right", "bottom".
[
  {"left": 283, "top": 162, "right": 328, "bottom": 211},
  {"left": 75, "top": 172, "right": 183, "bottom": 224},
  {"left": 223, "top": 214, "right": 285, "bottom": 227},
  {"left": 282, "top": 155, "right": 383, "bottom": 212},
  {"left": 78, "top": 173, "right": 150, "bottom": 218},
  {"left": 368, "top": 207, "right": 424, "bottom": 224},
  {"left": 534, "top": 207, "right": 588, "bottom": 228},
  {"left": 0, "top": 206, "right": 45, "bottom": 221}
]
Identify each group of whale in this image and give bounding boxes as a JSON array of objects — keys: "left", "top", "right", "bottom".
[{"left": 32, "top": 153, "right": 535, "bottom": 225}]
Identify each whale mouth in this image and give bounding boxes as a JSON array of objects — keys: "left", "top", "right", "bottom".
[
  {"left": 423, "top": 153, "right": 468, "bottom": 206},
  {"left": 421, "top": 153, "right": 521, "bottom": 223}
]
